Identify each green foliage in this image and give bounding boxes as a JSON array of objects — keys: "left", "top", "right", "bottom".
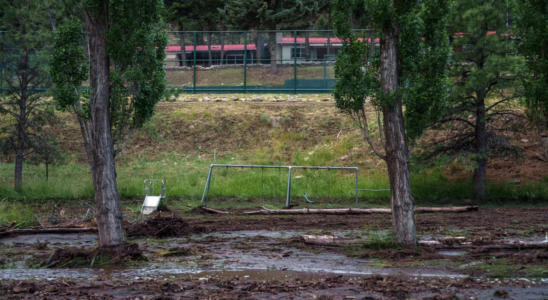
[
  {"left": 424, "top": 0, "right": 523, "bottom": 166},
  {"left": 50, "top": 17, "right": 89, "bottom": 113},
  {"left": 50, "top": 0, "right": 168, "bottom": 149},
  {"left": 332, "top": 0, "right": 451, "bottom": 142},
  {"left": 221, "top": 0, "right": 320, "bottom": 30},
  {"left": 0, "top": 0, "right": 63, "bottom": 191},
  {"left": 516, "top": 0, "right": 548, "bottom": 129}
]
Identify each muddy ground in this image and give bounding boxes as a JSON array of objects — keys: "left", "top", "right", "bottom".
[{"left": 1, "top": 207, "right": 548, "bottom": 299}]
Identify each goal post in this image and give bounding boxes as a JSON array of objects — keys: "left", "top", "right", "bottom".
[{"left": 200, "top": 164, "right": 360, "bottom": 208}]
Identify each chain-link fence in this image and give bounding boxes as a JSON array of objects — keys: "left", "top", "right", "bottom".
[
  {"left": 0, "top": 30, "right": 376, "bottom": 95},
  {"left": 166, "top": 30, "right": 375, "bottom": 94}
]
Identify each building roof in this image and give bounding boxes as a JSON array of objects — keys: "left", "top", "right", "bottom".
[
  {"left": 277, "top": 37, "right": 379, "bottom": 44},
  {"left": 453, "top": 31, "right": 513, "bottom": 38},
  {"left": 164, "top": 37, "right": 381, "bottom": 53},
  {"left": 165, "top": 44, "right": 257, "bottom": 53}
]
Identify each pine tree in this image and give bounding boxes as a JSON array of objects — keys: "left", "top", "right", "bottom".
[
  {"left": 430, "top": 0, "right": 523, "bottom": 201},
  {"left": 516, "top": 0, "right": 548, "bottom": 161},
  {"left": 222, "top": 0, "right": 320, "bottom": 73},
  {"left": 332, "top": 0, "right": 451, "bottom": 247},
  {"left": 0, "top": 0, "right": 61, "bottom": 193}
]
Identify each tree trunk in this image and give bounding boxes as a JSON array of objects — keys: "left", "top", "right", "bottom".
[
  {"left": 207, "top": 32, "right": 213, "bottom": 67},
  {"left": 14, "top": 138, "right": 24, "bottom": 193},
  {"left": 85, "top": 11, "right": 126, "bottom": 255},
  {"left": 178, "top": 31, "right": 187, "bottom": 67},
  {"left": 327, "top": 10, "right": 332, "bottom": 57},
  {"left": 220, "top": 32, "right": 225, "bottom": 65},
  {"left": 305, "top": 31, "right": 311, "bottom": 61},
  {"left": 535, "top": 122, "right": 548, "bottom": 161},
  {"left": 14, "top": 49, "right": 29, "bottom": 194},
  {"left": 268, "top": 32, "right": 278, "bottom": 73},
  {"left": 256, "top": 30, "right": 262, "bottom": 63},
  {"left": 473, "top": 91, "right": 487, "bottom": 202},
  {"left": 380, "top": 27, "right": 416, "bottom": 248}
]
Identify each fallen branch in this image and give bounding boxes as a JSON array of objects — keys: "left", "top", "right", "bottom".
[
  {"left": 243, "top": 206, "right": 479, "bottom": 215},
  {"left": 201, "top": 207, "right": 229, "bottom": 214},
  {"left": 0, "top": 227, "right": 97, "bottom": 238},
  {"left": 300, "top": 235, "right": 368, "bottom": 246},
  {"left": 300, "top": 235, "right": 548, "bottom": 250}
]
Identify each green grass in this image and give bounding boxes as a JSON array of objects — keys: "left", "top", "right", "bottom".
[
  {"left": 0, "top": 152, "right": 547, "bottom": 212},
  {"left": 363, "top": 231, "right": 399, "bottom": 251},
  {"left": 0, "top": 199, "right": 37, "bottom": 228},
  {"left": 165, "top": 65, "right": 335, "bottom": 87},
  {"left": 465, "top": 258, "right": 548, "bottom": 279}
]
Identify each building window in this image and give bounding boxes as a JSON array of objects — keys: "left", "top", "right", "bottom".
[{"left": 291, "top": 47, "right": 306, "bottom": 58}]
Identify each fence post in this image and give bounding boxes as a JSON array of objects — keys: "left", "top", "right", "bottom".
[
  {"left": 193, "top": 31, "right": 197, "bottom": 94},
  {"left": 324, "top": 56, "right": 327, "bottom": 90},
  {"left": 244, "top": 31, "right": 247, "bottom": 94},
  {"left": 294, "top": 30, "right": 297, "bottom": 95},
  {"left": 355, "top": 168, "right": 359, "bottom": 208},
  {"left": 286, "top": 166, "right": 292, "bottom": 207}
]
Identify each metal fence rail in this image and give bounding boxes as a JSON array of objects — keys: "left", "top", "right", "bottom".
[
  {"left": 0, "top": 29, "right": 375, "bottom": 95},
  {"left": 166, "top": 29, "right": 374, "bottom": 94}
]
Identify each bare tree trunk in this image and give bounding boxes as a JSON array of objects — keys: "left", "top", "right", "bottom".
[
  {"left": 220, "top": 32, "right": 225, "bottom": 65},
  {"left": 178, "top": 31, "right": 187, "bottom": 67},
  {"left": 536, "top": 122, "right": 548, "bottom": 161},
  {"left": 473, "top": 92, "right": 487, "bottom": 201},
  {"left": 207, "top": 32, "right": 213, "bottom": 67},
  {"left": 14, "top": 50, "right": 28, "bottom": 194},
  {"left": 327, "top": 10, "right": 332, "bottom": 57},
  {"left": 256, "top": 30, "right": 262, "bottom": 63},
  {"left": 268, "top": 32, "right": 278, "bottom": 73},
  {"left": 380, "top": 27, "right": 416, "bottom": 248},
  {"left": 85, "top": 11, "right": 126, "bottom": 255},
  {"left": 14, "top": 130, "right": 24, "bottom": 193}
]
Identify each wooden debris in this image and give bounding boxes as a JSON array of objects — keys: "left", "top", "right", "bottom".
[
  {"left": 201, "top": 207, "right": 229, "bottom": 214},
  {"left": 0, "top": 227, "right": 97, "bottom": 238},
  {"left": 300, "top": 234, "right": 548, "bottom": 250},
  {"left": 243, "top": 206, "right": 479, "bottom": 215}
]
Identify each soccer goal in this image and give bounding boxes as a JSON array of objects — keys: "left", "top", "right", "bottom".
[{"left": 200, "top": 164, "right": 364, "bottom": 208}]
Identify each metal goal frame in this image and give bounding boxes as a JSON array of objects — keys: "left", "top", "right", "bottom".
[{"left": 200, "top": 164, "right": 362, "bottom": 208}]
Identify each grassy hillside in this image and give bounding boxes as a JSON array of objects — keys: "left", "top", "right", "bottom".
[{"left": 0, "top": 100, "right": 546, "bottom": 206}]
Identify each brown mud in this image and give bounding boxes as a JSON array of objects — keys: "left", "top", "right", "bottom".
[
  {"left": 1, "top": 274, "right": 547, "bottom": 299},
  {"left": 125, "top": 215, "right": 209, "bottom": 239},
  {"left": 183, "top": 207, "right": 548, "bottom": 239},
  {"left": 1, "top": 208, "right": 548, "bottom": 299}
]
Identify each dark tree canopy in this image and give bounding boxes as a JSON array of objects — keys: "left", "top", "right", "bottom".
[
  {"left": 0, "top": 0, "right": 63, "bottom": 193},
  {"left": 426, "top": 0, "right": 523, "bottom": 200},
  {"left": 516, "top": 0, "right": 548, "bottom": 161}
]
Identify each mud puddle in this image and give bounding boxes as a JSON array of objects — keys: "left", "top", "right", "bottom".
[{"left": 0, "top": 233, "right": 98, "bottom": 246}]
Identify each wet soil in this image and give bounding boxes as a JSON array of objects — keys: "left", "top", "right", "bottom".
[
  {"left": 183, "top": 207, "right": 548, "bottom": 239},
  {"left": 1, "top": 274, "right": 547, "bottom": 299},
  {"left": 125, "top": 216, "right": 209, "bottom": 239},
  {"left": 1, "top": 208, "right": 548, "bottom": 299}
]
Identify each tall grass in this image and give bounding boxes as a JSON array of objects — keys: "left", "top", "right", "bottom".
[
  {"left": 0, "top": 199, "right": 36, "bottom": 227},
  {"left": 1, "top": 153, "right": 547, "bottom": 210}
]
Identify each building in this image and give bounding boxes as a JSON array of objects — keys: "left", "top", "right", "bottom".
[
  {"left": 164, "top": 44, "right": 259, "bottom": 67},
  {"left": 164, "top": 36, "right": 380, "bottom": 67}
]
